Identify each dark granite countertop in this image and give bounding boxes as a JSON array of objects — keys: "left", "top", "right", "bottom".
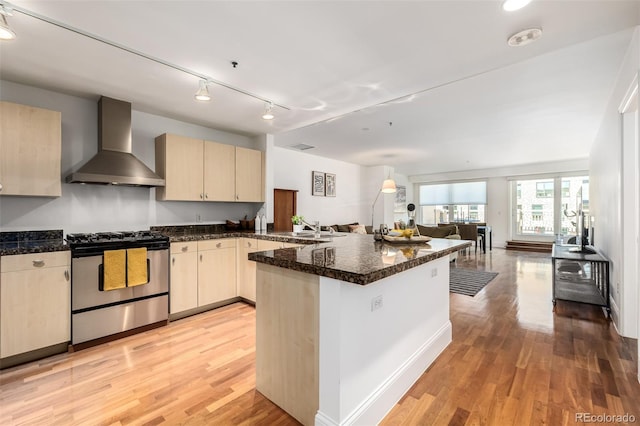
[
  {"left": 152, "top": 224, "right": 336, "bottom": 245},
  {"left": 248, "top": 233, "right": 471, "bottom": 285},
  {"left": 0, "top": 230, "right": 69, "bottom": 256}
]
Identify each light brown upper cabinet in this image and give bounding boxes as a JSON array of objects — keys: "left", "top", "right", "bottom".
[
  {"left": 235, "top": 146, "right": 264, "bottom": 202},
  {"left": 0, "top": 101, "right": 62, "bottom": 197},
  {"left": 155, "top": 133, "right": 263, "bottom": 202}
]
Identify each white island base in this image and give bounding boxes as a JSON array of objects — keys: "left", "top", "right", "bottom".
[{"left": 256, "top": 255, "right": 452, "bottom": 426}]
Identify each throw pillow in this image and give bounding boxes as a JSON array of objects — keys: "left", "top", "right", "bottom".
[{"left": 349, "top": 224, "right": 367, "bottom": 234}]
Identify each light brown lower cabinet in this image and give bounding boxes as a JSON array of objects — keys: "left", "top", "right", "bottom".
[
  {"left": 197, "top": 239, "right": 237, "bottom": 306},
  {"left": 237, "top": 238, "right": 261, "bottom": 302},
  {"left": 169, "top": 242, "right": 199, "bottom": 314},
  {"left": 169, "top": 238, "right": 300, "bottom": 315},
  {"left": 0, "top": 251, "right": 70, "bottom": 358}
]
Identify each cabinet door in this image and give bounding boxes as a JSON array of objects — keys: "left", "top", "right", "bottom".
[
  {"left": 237, "top": 238, "right": 260, "bottom": 302},
  {"left": 1, "top": 255, "right": 70, "bottom": 358},
  {"left": 198, "top": 241, "right": 237, "bottom": 306},
  {"left": 235, "top": 147, "right": 264, "bottom": 202},
  {"left": 204, "top": 140, "right": 236, "bottom": 201},
  {"left": 169, "top": 244, "right": 199, "bottom": 314},
  {"left": 0, "top": 101, "right": 62, "bottom": 197},
  {"left": 155, "top": 133, "right": 204, "bottom": 201}
]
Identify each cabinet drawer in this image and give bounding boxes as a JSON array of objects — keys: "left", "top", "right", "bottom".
[
  {"left": 198, "top": 238, "right": 236, "bottom": 251},
  {"left": 240, "top": 238, "right": 259, "bottom": 250},
  {"left": 1, "top": 251, "right": 70, "bottom": 272},
  {"left": 170, "top": 241, "right": 198, "bottom": 254},
  {"left": 262, "top": 240, "right": 292, "bottom": 250}
]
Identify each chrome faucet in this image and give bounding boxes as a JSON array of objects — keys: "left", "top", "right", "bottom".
[
  {"left": 301, "top": 219, "right": 334, "bottom": 237},
  {"left": 302, "top": 219, "right": 321, "bottom": 238}
]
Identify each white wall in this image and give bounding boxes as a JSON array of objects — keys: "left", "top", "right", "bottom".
[
  {"left": 408, "top": 159, "right": 589, "bottom": 249},
  {"left": 590, "top": 27, "right": 640, "bottom": 338},
  {"left": 0, "top": 80, "right": 263, "bottom": 234},
  {"left": 272, "top": 147, "right": 367, "bottom": 226}
]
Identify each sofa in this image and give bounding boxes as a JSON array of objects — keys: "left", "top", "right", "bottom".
[
  {"left": 417, "top": 224, "right": 461, "bottom": 262},
  {"left": 325, "top": 223, "right": 373, "bottom": 234}
]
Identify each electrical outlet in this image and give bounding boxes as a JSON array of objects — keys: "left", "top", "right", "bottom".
[
  {"left": 371, "top": 295, "right": 383, "bottom": 311},
  {"left": 431, "top": 268, "right": 438, "bottom": 277}
]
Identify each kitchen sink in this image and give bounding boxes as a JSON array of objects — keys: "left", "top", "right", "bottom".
[{"left": 281, "top": 232, "right": 346, "bottom": 238}]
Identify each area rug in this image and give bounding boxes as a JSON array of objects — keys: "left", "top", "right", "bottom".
[{"left": 449, "top": 267, "right": 498, "bottom": 296}]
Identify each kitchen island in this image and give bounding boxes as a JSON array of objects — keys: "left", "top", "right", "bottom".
[{"left": 249, "top": 234, "right": 470, "bottom": 426}]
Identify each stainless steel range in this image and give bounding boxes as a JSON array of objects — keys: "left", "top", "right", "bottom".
[{"left": 67, "top": 230, "right": 169, "bottom": 347}]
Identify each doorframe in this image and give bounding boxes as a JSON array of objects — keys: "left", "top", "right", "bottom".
[{"left": 618, "top": 74, "right": 639, "bottom": 381}]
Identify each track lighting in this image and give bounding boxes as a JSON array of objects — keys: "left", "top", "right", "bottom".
[
  {"left": 262, "top": 102, "right": 274, "bottom": 120},
  {"left": 194, "top": 80, "right": 211, "bottom": 102},
  {"left": 0, "top": 2, "right": 16, "bottom": 41}
]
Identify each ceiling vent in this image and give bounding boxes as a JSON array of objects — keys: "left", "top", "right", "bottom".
[{"left": 289, "top": 143, "right": 315, "bottom": 151}]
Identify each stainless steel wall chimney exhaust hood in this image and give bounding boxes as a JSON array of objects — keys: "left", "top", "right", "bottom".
[{"left": 65, "top": 96, "right": 165, "bottom": 187}]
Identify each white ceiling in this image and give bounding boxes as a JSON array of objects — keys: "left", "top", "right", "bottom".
[{"left": 1, "top": 1, "right": 638, "bottom": 176}]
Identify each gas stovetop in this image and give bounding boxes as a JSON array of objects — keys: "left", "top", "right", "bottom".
[{"left": 67, "top": 230, "right": 169, "bottom": 256}]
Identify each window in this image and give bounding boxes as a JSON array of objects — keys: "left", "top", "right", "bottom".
[
  {"left": 513, "top": 175, "right": 588, "bottom": 239},
  {"left": 531, "top": 204, "right": 543, "bottom": 221},
  {"left": 419, "top": 181, "right": 487, "bottom": 224},
  {"left": 536, "top": 181, "right": 553, "bottom": 198}
]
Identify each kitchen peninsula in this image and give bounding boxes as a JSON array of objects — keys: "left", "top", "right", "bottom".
[{"left": 249, "top": 234, "right": 470, "bottom": 426}]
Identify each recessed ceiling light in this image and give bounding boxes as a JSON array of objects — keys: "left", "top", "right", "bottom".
[
  {"left": 502, "top": 0, "right": 532, "bottom": 12},
  {"left": 507, "top": 27, "right": 542, "bottom": 47}
]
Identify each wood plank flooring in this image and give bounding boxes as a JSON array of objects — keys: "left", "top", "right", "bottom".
[{"left": 1, "top": 249, "right": 639, "bottom": 425}]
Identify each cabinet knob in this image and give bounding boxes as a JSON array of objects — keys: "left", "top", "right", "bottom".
[
  {"left": 205, "top": 193, "right": 208, "bottom": 199},
  {"left": 181, "top": 246, "right": 188, "bottom": 252},
  {"left": 172, "top": 257, "right": 175, "bottom": 265},
  {"left": 248, "top": 241, "right": 252, "bottom": 248},
  {"left": 64, "top": 270, "right": 70, "bottom": 281},
  {"left": 200, "top": 193, "right": 204, "bottom": 199},
  {"left": 32, "top": 260, "right": 45, "bottom": 267},
  {"left": 236, "top": 194, "right": 239, "bottom": 200},
  {"left": 0, "top": 183, "right": 3, "bottom": 192},
  {"left": 200, "top": 254, "right": 203, "bottom": 262},
  {"left": 216, "top": 242, "right": 222, "bottom": 248}
]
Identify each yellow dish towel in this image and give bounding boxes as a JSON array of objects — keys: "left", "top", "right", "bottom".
[
  {"left": 103, "top": 249, "right": 127, "bottom": 291},
  {"left": 127, "top": 247, "right": 148, "bottom": 287}
]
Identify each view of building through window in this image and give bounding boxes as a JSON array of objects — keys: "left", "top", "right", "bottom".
[
  {"left": 514, "top": 176, "right": 588, "bottom": 237},
  {"left": 420, "top": 204, "right": 486, "bottom": 224}
]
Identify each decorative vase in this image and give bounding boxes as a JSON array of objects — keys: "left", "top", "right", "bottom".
[{"left": 293, "top": 224, "right": 304, "bottom": 233}]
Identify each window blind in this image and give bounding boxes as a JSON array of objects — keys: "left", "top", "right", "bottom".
[{"left": 419, "top": 181, "right": 487, "bottom": 205}]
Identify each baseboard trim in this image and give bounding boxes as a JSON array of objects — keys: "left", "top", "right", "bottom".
[{"left": 315, "top": 321, "right": 452, "bottom": 426}]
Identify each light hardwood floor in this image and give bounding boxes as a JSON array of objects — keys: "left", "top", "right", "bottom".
[{"left": 1, "top": 249, "right": 639, "bottom": 425}]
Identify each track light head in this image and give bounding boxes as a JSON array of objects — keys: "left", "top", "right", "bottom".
[
  {"left": 0, "top": 3, "right": 16, "bottom": 41},
  {"left": 262, "top": 102, "right": 274, "bottom": 120},
  {"left": 194, "top": 80, "right": 211, "bottom": 102}
]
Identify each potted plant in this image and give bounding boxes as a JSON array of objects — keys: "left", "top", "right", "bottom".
[{"left": 291, "top": 215, "right": 304, "bottom": 233}]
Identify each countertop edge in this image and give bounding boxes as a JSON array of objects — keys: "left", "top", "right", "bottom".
[{"left": 249, "top": 241, "right": 471, "bottom": 285}]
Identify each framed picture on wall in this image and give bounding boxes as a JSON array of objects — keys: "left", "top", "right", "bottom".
[
  {"left": 312, "top": 171, "right": 325, "bottom": 196},
  {"left": 325, "top": 173, "right": 336, "bottom": 197}
]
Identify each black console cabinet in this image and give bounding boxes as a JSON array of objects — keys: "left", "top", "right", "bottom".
[{"left": 552, "top": 244, "right": 610, "bottom": 317}]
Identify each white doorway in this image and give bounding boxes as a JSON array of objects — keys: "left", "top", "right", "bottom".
[{"left": 618, "top": 76, "right": 639, "bottom": 381}]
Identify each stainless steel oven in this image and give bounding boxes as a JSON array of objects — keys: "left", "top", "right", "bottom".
[{"left": 67, "top": 231, "right": 169, "bottom": 346}]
